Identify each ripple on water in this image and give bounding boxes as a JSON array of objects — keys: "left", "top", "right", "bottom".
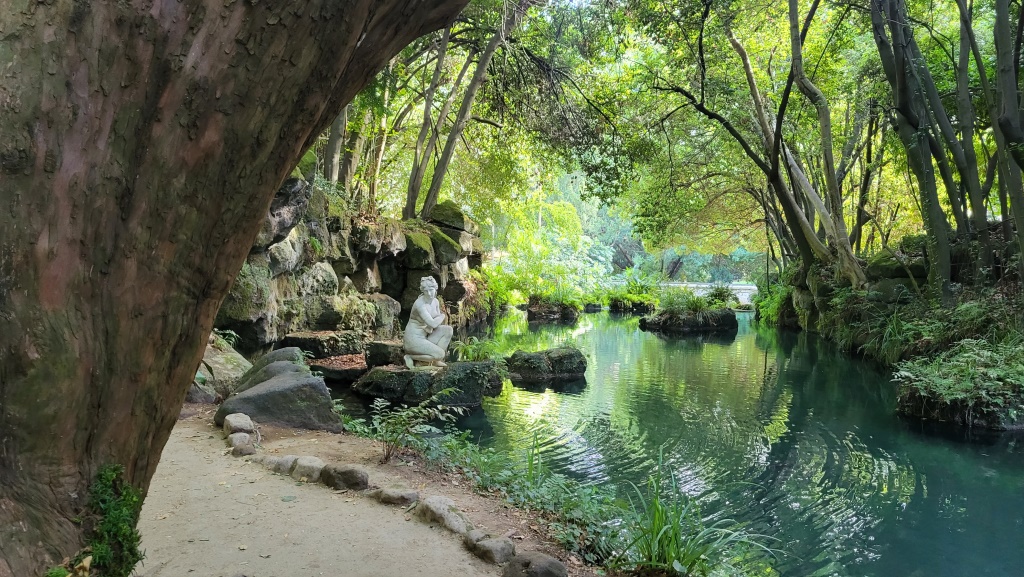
[{"left": 464, "top": 311, "right": 1024, "bottom": 577}]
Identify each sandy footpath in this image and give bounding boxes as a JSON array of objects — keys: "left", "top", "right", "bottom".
[{"left": 135, "top": 417, "right": 498, "bottom": 577}]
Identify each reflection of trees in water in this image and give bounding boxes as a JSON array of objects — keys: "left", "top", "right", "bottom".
[{"left": 470, "top": 312, "right": 1024, "bottom": 577}]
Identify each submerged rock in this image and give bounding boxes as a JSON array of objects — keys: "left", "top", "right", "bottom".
[
  {"left": 506, "top": 348, "right": 587, "bottom": 384},
  {"left": 351, "top": 361, "right": 502, "bottom": 407},
  {"left": 639, "top": 309, "right": 738, "bottom": 334}
]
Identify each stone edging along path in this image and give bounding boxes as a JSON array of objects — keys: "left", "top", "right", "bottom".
[{"left": 220, "top": 412, "right": 569, "bottom": 577}]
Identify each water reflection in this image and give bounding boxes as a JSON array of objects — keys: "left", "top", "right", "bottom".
[{"left": 462, "top": 310, "right": 1024, "bottom": 577}]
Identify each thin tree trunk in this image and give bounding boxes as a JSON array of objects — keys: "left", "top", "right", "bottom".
[
  {"left": 340, "top": 109, "right": 374, "bottom": 199},
  {"left": 421, "top": 0, "right": 538, "bottom": 218},
  {"left": 0, "top": 1, "right": 467, "bottom": 574},
  {"left": 404, "top": 27, "right": 451, "bottom": 219},
  {"left": 787, "top": 0, "right": 867, "bottom": 288},
  {"left": 324, "top": 107, "right": 347, "bottom": 184}
]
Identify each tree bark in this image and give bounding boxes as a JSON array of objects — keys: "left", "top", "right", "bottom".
[
  {"left": 0, "top": 1, "right": 467, "bottom": 575},
  {"left": 404, "top": 27, "right": 451, "bottom": 219}
]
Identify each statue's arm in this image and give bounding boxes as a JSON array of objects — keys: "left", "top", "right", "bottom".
[{"left": 415, "top": 301, "right": 443, "bottom": 329}]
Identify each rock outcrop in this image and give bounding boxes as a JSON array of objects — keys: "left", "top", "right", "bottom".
[
  {"left": 505, "top": 348, "right": 587, "bottom": 384},
  {"left": 352, "top": 361, "right": 503, "bottom": 407},
  {"left": 639, "top": 309, "right": 739, "bottom": 334},
  {"left": 215, "top": 183, "right": 488, "bottom": 354}
]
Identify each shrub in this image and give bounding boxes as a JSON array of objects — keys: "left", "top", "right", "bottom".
[
  {"left": 368, "top": 391, "right": 466, "bottom": 463},
  {"left": 706, "top": 284, "right": 738, "bottom": 307},
  {"left": 88, "top": 465, "right": 144, "bottom": 577},
  {"left": 451, "top": 336, "right": 502, "bottom": 361},
  {"left": 753, "top": 285, "right": 792, "bottom": 327}
]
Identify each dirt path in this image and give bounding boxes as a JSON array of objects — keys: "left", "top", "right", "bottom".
[{"left": 136, "top": 418, "right": 499, "bottom": 577}]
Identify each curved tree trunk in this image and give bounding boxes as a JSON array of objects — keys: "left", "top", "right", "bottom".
[{"left": 0, "top": 1, "right": 467, "bottom": 575}]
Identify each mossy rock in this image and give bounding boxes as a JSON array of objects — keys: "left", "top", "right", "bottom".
[
  {"left": 506, "top": 348, "right": 587, "bottom": 383},
  {"left": 281, "top": 330, "right": 364, "bottom": 357},
  {"left": 428, "top": 200, "right": 480, "bottom": 235},
  {"left": 430, "top": 228, "right": 463, "bottom": 265},
  {"left": 638, "top": 309, "right": 739, "bottom": 334},
  {"left": 404, "top": 231, "right": 436, "bottom": 269},
  {"left": 352, "top": 362, "right": 502, "bottom": 407},
  {"left": 866, "top": 252, "right": 927, "bottom": 280},
  {"left": 216, "top": 254, "right": 274, "bottom": 324},
  {"left": 234, "top": 360, "right": 311, "bottom": 394},
  {"left": 352, "top": 366, "right": 434, "bottom": 402}
]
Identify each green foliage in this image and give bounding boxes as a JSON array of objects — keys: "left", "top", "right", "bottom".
[
  {"left": 368, "top": 391, "right": 466, "bottom": 463},
  {"left": 44, "top": 568, "right": 70, "bottom": 577},
  {"left": 706, "top": 284, "right": 738, "bottom": 307},
  {"left": 614, "top": 458, "right": 772, "bottom": 576},
  {"left": 88, "top": 465, "right": 144, "bottom": 577},
  {"left": 308, "top": 236, "right": 324, "bottom": 258},
  {"left": 451, "top": 336, "right": 503, "bottom": 361},
  {"left": 894, "top": 337, "right": 1024, "bottom": 419},
  {"left": 752, "top": 285, "right": 792, "bottom": 327},
  {"left": 212, "top": 328, "right": 241, "bottom": 349}
]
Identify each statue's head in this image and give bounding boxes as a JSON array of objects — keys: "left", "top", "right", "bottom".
[{"left": 420, "top": 276, "right": 439, "bottom": 296}]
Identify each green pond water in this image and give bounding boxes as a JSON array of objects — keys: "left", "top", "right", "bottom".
[{"left": 451, "top": 310, "right": 1024, "bottom": 577}]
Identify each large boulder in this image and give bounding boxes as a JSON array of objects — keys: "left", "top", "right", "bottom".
[
  {"left": 352, "top": 361, "right": 503, "bottom": 407},
  {"left": 234, "top": 359, "right": 310, "bottom": 394},
  {"left": 430, "top": 228, "right": 463, "bottom": 265},
  {"left": 361, "top": 293, "right": 402, "bottom": 339},
  {"left": 866, "top": 251, "right": 927, "bottom": 280},
  {"left": 439, "top": 226, "right": 477, "bottom": 255},
  {"left": 638, "top": 309, "right": 739, "bottom": 334},
  {"left": 428, "top": 200, "right": 480, "bottom": 235},
  {"left": 254, "top": 178, "right": 311, "bottom": 250},
  {"left": 526, "top": 297, "right": 579, "bottom": 324},
  {"left": 267, "top": 225, "right": 305, "bottom": 277},
  {"left": 506, "top": 348, "right": 587, "bottom": 383},
  {"left": 350, "top": 260, "right": 383, "bottom": 294},
  {"left": 214, "top": 373, "right": 341, "bottom": 432},
  {"left": 281, "top": 330, "right": 364, "bottom": 357},
  {"left": 299, "top": 261, "right": 340, "bottom": 296},
  {"left": 403, "top": 231, "right": 436, "bottom": 269},
  {"left": 366, "top": 341, "right": 404, "bottom": 368},
  {"left": 196, "top": 339, "right": 253, "bottom": 394}
]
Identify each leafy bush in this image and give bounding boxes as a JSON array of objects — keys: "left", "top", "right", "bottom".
[
  {"left": 368, "top": 391, "right": 466, "bottom": 463},
  {"left": 752, "top": 285, "right": 792, "bottom": 327},
  {"left": 706, "top": 284, "right": 738, "bottom": 307},
  {"left": 88, "top": 465, "right": 144, "bottom": 577},
  {"left": 894, "top": 337, "right": 1024, "bottom": 420},
  {"left": 451, "top": 336, "right": 503, "bottom": 361}
]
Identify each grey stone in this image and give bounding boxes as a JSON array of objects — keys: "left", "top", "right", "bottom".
[
  {"left": 502, "top": 552, "right": 567, "bottom": 577},
  {"left": 869, "top": 278, "right": 921, "bottom": 304},
  {"left": 350, "top": 261, "right": 382, "bottom": 294},
  {"left": 280, "top": 330, "right": 363, "bottom": 357},
  {"left": 320, "top": 464, "right": 369, "bottom": 490},
  {"left": 439, "top": 227, "right": 476, "bottom": 255},
  {"left": 465, "top": 534, "right": 516, "bottom": 565},
  {"left": 414, "top": 495, "right": 474, "bottom": 535},
  {"left": 428, "top": 200, "right": 480, "bottom": 235},
  {"left": 250, "top": 347, "right": 305, "bottom": 373},
  {"left": 365, "top": 341, "right": 404, "bottom": 368},
  {"left": 290, "top": 456, "right": 326, "bottom": 482},
  {"left": 233, "top": 360, "right": 310, "bottom": 394},
  {"left": 266, "top": 455, "right": 299, "bottom": 475},
  {"left": 299, "top": 262, "right": 340, "bottom": 296},
  {"left": 430, "top": 228, "right": 463, "bottom": 265},
  {"left": 185, "top": 380, "right": 217, "bottom": 404},
  {"left": 506, "top": 348, "right": 587, "bottom": 383},
  {"left": 227, "top": 432, "right": 251, "bottom": 448},
  {"left": 361, "top": 293, "right": 402, "bottom": 338},
  {"left": 214, "top": 373, "right": 342, "bottom": 432},
  {"left": 222, "top": 413, "right": 255, "bottom": 435},
  {"left": 268, "top": 229, "right": 304, "bottom": 277},
  {"left": 231, "top": 443, "right": 256, "bottom": 457},
  {"left": 369, "top": 486, "right": 419, "bottom": 506},
  {"left": 254, "top": 178, "right": 311, "bottom": 250},
  {"left": 352, "top": 361, "right": 502, "bottom": 407}
]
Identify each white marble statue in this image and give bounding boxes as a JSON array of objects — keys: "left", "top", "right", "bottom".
[{"left": 403, "top": 276, "right": 453, "bottom": 368}]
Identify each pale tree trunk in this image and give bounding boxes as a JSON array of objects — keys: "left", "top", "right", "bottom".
[
  {"left": 324, "top": 107, "right": 348, "bottom": 184},
  {"left": 404, "top": 27, "right": 452, "bottom": 219},
  {"left": 787, "top": 0, "right": 867, "bottom": 288},
  {"left": 956, "top": 9, "right": 992, "bottom": 270},
  {"left": 421, "top": 0, "right": 538, "bottom": 218},
  {"left": 0, "top": 1, "right": 467, "bottom": 575},
  {"left": 340, "top": 108, "right": 374, "bottom": 199},
  {"left": 724, "top": 24, "right": 832, "bottom": 270}
]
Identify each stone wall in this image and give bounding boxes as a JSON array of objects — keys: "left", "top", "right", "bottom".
[{"left": 215, "top": 179, "right": 488, "bottom": 355}]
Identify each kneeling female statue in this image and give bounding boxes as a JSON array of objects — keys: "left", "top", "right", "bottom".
[{"left": 403, "top": 276, "right": 453, "bottom": 368}]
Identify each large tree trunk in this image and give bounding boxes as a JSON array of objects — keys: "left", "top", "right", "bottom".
[
  {"left": 324, "top": 107, "right": 348, "bottom": 184},
  {"left": 0, "top": 1, "right": 467, "bottom": 575}
]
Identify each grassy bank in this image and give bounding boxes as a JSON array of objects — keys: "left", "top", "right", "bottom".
[{"left": 755, "top": 271, "right": 1024, "bottom": 429}]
